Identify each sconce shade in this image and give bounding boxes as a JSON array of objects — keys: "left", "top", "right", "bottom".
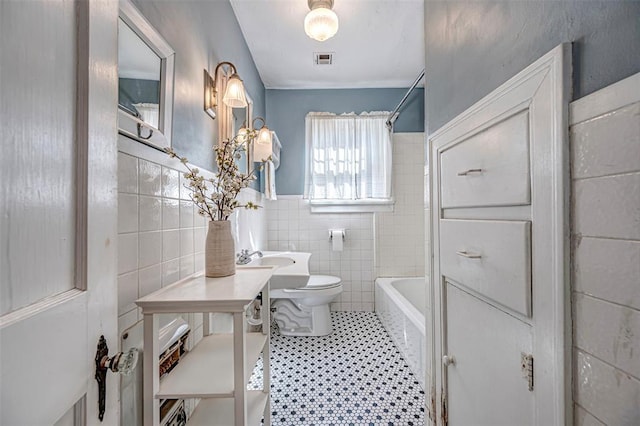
[
  {"left": 305, "top": 0, "right": 339, "bottom": 42},
  {"left": 253, "top": 127, "right": 273, "bottom": 162},
  {"left": 222, "top": 73, "right": 248, "bottom": 108},
  {"left": 237, "top": 126, "right": 249, "bottom": 145}
]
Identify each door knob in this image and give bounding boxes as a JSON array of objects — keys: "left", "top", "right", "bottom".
[
  {"left": 95, "top": 335, "right": 139, "bottom": 421},
  {"left": 443, "top": 354, "right": 456, "bottom": 366}
]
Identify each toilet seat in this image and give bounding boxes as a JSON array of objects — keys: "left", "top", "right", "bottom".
[{"left": 303, "top": 275, "right": 341, "bottom": 290}]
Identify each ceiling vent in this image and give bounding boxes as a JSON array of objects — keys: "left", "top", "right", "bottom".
[{"left": 314, "top": 52, "right": 334, "bottom": 65}]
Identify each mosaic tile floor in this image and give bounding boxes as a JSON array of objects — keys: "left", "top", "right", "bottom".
[{"left": 249, "top": 311, "right": 426, "bottom": 425}]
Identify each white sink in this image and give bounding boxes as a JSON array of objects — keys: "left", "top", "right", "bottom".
[
  {"left": 239, "top": 251, "right": 311, "bottom": 289},
  {"left": 250, "top": 256, "right": 295, "bottom": 268}
]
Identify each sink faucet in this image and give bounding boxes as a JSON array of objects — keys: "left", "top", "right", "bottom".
[{"left": 236, "top": 249, "right": 263, "bottom": 265}]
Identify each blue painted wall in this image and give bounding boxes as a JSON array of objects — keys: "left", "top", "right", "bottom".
[
  {"left": 266, "top": 88, "right": 424, "bottom": 195},
  {"left": 424, "top": 0, "right": 640, "bottom": 134},
  {"left": 132, "top": 0, "right": 265, "bottom": 173}
]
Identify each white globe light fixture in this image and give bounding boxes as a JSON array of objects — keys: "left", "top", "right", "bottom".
[{"left": 304, "top": 0, "right": 339, "bottom": 42}]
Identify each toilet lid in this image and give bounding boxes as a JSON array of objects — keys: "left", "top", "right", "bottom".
[{"left": 304, "top": 275, "right": 342, "bottom": 290}]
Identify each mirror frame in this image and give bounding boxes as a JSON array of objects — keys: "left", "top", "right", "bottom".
[{"left": 118, "top": 0, "right": 175, "bottom": 150}]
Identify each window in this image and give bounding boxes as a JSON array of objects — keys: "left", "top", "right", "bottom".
[{"left": 304, "top": 111, "right": 393, "bottom": 212}]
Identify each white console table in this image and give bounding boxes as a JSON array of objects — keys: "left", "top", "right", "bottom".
[{"left": 136, "top": 267, "right": 273, "bottom": 426}]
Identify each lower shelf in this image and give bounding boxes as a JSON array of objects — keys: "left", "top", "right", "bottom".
[
  {"left": 186, "top": 391, "right": 269, "bottom": 425},
  {"left": 157, "top": 333, "right": 267, "bottom": 398}
]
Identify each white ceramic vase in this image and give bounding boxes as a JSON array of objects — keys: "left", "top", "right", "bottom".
[{"left": 205, "top": 220, "right": 235, "bottom": 277}]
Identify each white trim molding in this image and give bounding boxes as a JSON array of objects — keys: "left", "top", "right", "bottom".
[{"left": 570, "top": 72, "right": 640, "bottom": 125}]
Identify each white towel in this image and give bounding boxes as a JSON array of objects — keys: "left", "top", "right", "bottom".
[{"left": 265, "top": 160, "right": 277, "bottom": 200}]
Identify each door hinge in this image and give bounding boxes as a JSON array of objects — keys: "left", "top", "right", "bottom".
[{"left": 521, "top": 352, "right": 534, "bottom": 391}]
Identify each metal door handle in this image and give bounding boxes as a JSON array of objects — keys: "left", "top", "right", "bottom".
[
  {"left": 95, "top": 336, "right": 139, "bottom": 421},
  {"left": 457, "top": 168, "right": 483, "bottom": 176},
  {"left": 443, "top": 355, "right": 456, "bottom": 366},
  {"left": 456, "top": 250, "right": 482, "bottom": 259}
]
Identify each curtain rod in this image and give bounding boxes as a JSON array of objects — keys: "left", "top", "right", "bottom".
[{"left": 386, "top": 69, "right": 425, "bottom": 130}]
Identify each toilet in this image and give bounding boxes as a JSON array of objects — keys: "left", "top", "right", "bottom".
[{"left": 271, "top": 274, "right": 343, "bottom": 336}]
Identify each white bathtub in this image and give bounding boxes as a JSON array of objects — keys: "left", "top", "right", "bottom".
[{"left": 375, "top": 277, "right": 428, "bottom": 391}]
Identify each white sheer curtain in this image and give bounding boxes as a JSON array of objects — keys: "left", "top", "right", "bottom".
[{"left": 304, "top": 111, "right": 392, "bottom": 203}]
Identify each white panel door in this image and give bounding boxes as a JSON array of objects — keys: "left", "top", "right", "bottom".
[
  {"left": 446, "top": 284, "right": 534, "bottom": 426},
  {"left": 0, "top": 1, "right": 119, "bottom": 424},
  {"left": 430, "top": 44, "right": 571, "bottom": 426}
]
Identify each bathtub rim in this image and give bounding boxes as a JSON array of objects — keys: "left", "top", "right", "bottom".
[{"left": 375, "top": 276, "right": 426, "bottom": 337}]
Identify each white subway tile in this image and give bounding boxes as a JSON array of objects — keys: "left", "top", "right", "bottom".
[
  {"left": 139, "top": 196, "right": 161, "bottom": 232},
  {"left": 574, "top": 237, "right": 640, "bottom": 310},
  {"left": 118, "top": 271, "right": 138, "bottom": 315},
  {"left": 162, "top": 259, "right": 180, "bottom": 287},
  {"left": 118, "top": 152, "right": 138, "bottom": 194},
  {"left": 180, "top": 255, "right": 195, "bottom": 278},
  {"left": 179, "top": 171, "right": 192, "bottom": 200},
  {"left": 194, "top": 227, "right": 206, "bottom": 254},
  {"left": 193, "top": 209, "right": 206, "bottom": 228},
  {"left": 138, "top": 159, "right": 161, "bottom": 196},
  {"left": 118, "top": 193, "right": 138, "bottom": 234},
  {"left": 118, "top": 308, "right": 139, "bottom": 335},
  {"left": 574, "top": 293, "right": 640, "bottom": 378},
  {"left": 138, "top": 231, "right": 162, "bottom": 269},
  {"left": 574, "top": 350, "right": 640, "bottom": 426},
  {"left": 571, "top": 102, "right": 640, "bottom": 179},
  {"left": 138, "top": 264, "right": 162, "bottom": 298},
  {"left": 161, "top": 166, "right": 180, "bottom": 199},
  {"left": 179, "top": 201, "right": 194, "bottom": 228},
  {"left": 194, "top": 252, "right": 204, "bottom": 273},
  {"left": 574, "top": 405, "right": 605, "bottom": 426},
  {"left": 162, "top": 230, "right": 180, "bottom": 261},
  {"left": 162, "top": 198, "right": 180, "bottom": 230},
  {"left": 573, "top": 173, "right": 640, "bottom": 240},
  {"left": 118, "top": 233, "right": 138, "bottom": 275},
  {"left": 180, "top": 229, "right": 194, "bottom": 256}
]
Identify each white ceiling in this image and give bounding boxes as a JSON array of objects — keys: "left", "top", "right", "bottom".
[{"left": 229, "top": 0, "right": 425, "bottom": 89}]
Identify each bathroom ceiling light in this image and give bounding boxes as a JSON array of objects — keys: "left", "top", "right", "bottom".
[{"left": 304, "top": 0, "right": 339, "bottom": 42}]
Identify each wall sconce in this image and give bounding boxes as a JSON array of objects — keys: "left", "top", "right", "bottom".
[
  {"left": 239, "top": 117, "right": 272, "bottom": 162},
  {"left": 305, "top": 0, "right": 339, "bottom": 42},
  {"left": 203, "top": 61, "right": 248, "bottom": 119}
]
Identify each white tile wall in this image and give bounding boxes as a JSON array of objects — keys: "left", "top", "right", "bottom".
[
  {"left": 265, "top": 197, "right": 375, "bottom": 312},
  {"left": 570, "top": 86, "right": 640, "bottom": 424},
  {"left": 117, "top": 151, "right": 207, "bottom": 332},
  {"left": 376, "top": 133, "right": 425, "bottom": 278},
  {"left": 117, "top": 145, "right": 268, "bottom": 338}
]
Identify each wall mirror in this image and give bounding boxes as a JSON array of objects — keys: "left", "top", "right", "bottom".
[
  {"left": 233, "top": 93, "right": 253, "bottom": 173},
  {"left": 118, "top": 0, "right": 175, "bottom": 150}
]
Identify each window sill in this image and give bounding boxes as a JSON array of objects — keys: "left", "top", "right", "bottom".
[{"left": 307, "top": 199, "right": 394, "bottom": 213}]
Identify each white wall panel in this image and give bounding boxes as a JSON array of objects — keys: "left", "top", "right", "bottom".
[
  {"left": 570, "top": 73, "right": 640, "bottom": 426},
  {"left": 574, "top": 293, "right": 640, "bottom": 378},
  {"left": 573, "top": 351, "right": 640, "bottom": 426},
  {"left": 571, "top": 103, "right": 640, "bottom": 179},
  {"left": 574, "top": 405, "right": 605, "bottom": 426},
  {"left": 573, "top": 173, "right": 640, "bottom": 240},
  {"left": 0, "top": 0, "right": 76, "bottom": 315},
  {"left": 573, "top": 237, "right": 640, "bottom": 310},
  {"left": 376, "top": 133, "right": 426, "bottom": 278}
]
